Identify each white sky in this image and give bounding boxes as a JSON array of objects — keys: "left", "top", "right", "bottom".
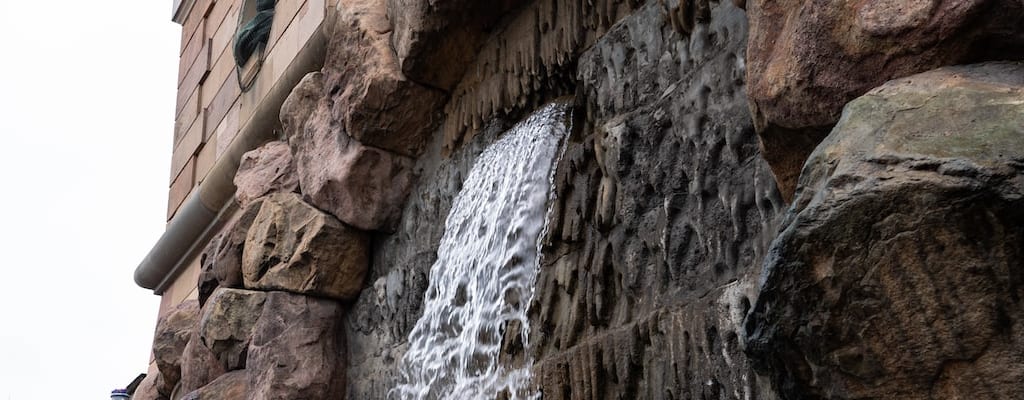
[{"left": 0, "top": 1, "right": 179, "bottom": 398}]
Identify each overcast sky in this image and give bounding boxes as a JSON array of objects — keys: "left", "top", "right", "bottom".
[{"left": 0, "top": 1, "right": 179, "bottom": 398}]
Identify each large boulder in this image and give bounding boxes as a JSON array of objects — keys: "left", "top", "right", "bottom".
[
  {"left": 745, "top": 63, "right": 1024, "bottom": 399},
  {"left": 178, "top": 330, "right": 226, "bottom": 394},
  {"left": 241, "top": 192, "right": 370, "bottom": 300},
  {"left": 180, "top": 370, "right": 249, "bottom": 400},
  {"left": 132, "top": 373, "right": 167, "bottom": 400},
  {"left": 233, "top": 141, "right": 299, "bottom": 208},
  {"left": 280, "top": 72, "right": 323, "bottom": 142},
  {"left": 152, "top": 300, "right": 199, "bottom": 395},
  {"left": 247, "top": 292, "right": 347, "bottom": 400},
  {"left": 290, "top": 98, "right": 416, "bottom": 232},
  {"left": 198, "top": 199, "right": 263, "bottom": 307},
  {"left": 320, "top": 0, "right": 445, "bottom": 157},
  {"left": 198, "top": 288, "right": 268, "bottom": 371},
  {"left": 746, "top": 0, "right": 1024, "bottom": 198}
]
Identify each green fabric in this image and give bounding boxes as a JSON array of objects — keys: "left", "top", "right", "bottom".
[{"left": 233, "top": 1, "right": 276, "bottom": 68}]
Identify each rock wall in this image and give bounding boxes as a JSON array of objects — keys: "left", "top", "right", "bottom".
[{"left": 137, "top": 0, "right": 1024, "bottom": 399}]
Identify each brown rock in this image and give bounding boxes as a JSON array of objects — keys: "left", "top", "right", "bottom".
[
  {"left": 241, "top": 192, "right": 370, "bottom": 300},
  {"left": 388, "top": 0, "right": 523, "bottom": 91},
  {"left": 181, "top": 370, "right": 249, "bottom": 400},
  {"left": 320, "top": 0, "right": 445, "bottom": 157},
  {"left": 280, "top": 72, "right": 324, "bottom": 142},
  {"left": 179, "top": 330, "right": 226, "bottom": 394},
  {"left": 746, "top": 0, "right": 1024, "bottom": 198},
  {"left": 132, "top": 373, "right": 167, "bottom": 400},
  {"left": 198, "top": 288, "right": 268, "bottom": 371},
  {"left": 290, "top": 99, "right": 416, "bottom": 231},
  {"left": 233, "top": 141, "right": 299, "bottom": 208},
  {"left": 248, "top": 291, "right": 346, "bottom": 400},
  {"left": 746, "top": 63, "right": 1024, "bottom": 399},
  {"left": 198, "top": 199, "right": 263, "bottom": 307},
  {"left": 152, "top": 300, "right": 199, "bottom": 394}
]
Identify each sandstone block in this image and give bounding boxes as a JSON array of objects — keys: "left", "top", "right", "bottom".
[
  {"left": 247, "top": 291, "right": 346, "bottom": 400},
  {"left": 198, "top": 288, "right": 268, "bottom": 371},
  {"left": 233, "top": 141, "right": 299, "bottom": 208},
  {"left": 321, "top": 0, "right": 445, "bottom": 157},
  {"left": 290, "top": 101, "right": 416, "bottom": 232},
  {"left": 152, "top": 300, "right": 199, "bottom": 394},
  {"left": 746, "top": 63, "right": 1024, "bottom": 399},
  {"left": 181, "top": 370, "right": 249, "bottom": 400},
  {"left": 746, "top": 0, "right": 1024, "bottom": 198},
  {"left": 242, "top": 192, "right": 370, "bottom": 300},
  {"left": 198, "top": 199, "right": 263, "bottom": 307}
]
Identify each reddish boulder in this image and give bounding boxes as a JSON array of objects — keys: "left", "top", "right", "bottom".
[
  {"left": 181, "top": 370, "right": 249, "bottom": 400},
  {"left": 152, "top": 300, "right": 199, "bottom": 395},
  {"left": 198, "top": 288, "right": 268, "bottom": 371},
  {"left": 178, "top": 330, "right": 226, "bottom": 394},
  {"left": 233, "top": 141, "right": 298, "bottom": 208},
  {"left": 746, "top": 0, "right": 1024, "bottom": 198},
  {"left": 247, "top": 292, "right": 346, "bottom": 400},
  {"left": 241, "top": 192, "right": 370, "bottom": 300},
  {"left": 290, "top": 98, "right": 416, "bottom": 232},
  {"left": 280, "top": 72, "right": 324, "bottom": 142},
  {"left": 198, "top": 199, "right": 263, "bottom": 307},
  {"left": 132, "top": 373, "right": 167, "bottom": 400}
]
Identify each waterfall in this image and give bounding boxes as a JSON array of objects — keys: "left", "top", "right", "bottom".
[{"left": 391, "top": 101, "right": 570, "bottom": 400}]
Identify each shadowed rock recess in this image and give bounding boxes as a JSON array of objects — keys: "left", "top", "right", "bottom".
[{"left": 139, "top": 0, "right": 1023, "bottom": 399}]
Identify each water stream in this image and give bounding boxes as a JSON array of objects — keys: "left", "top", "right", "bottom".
[{"left": 391, "top": 102, "right": 570, "bottom": 400}]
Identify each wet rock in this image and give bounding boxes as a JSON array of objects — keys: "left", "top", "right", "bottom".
[
  {"left": 198, "top": 199, "right": 263, "bottom": 307},
  {"left": 233, "top": 141, "right": 299, "bottom": 208},
  {"left": 180, "top": 370, "right": 248, "bottom": 400},
  {"left": 178, "top": 330, "right": 226, "bottom": 394},
  {"left": 388, "top": 0, "right": 523, "bottom": 91},
  {"left": 320, "top": 0, "right": 445, "bottom": 157},
  {"left": 132, "top": 373, "right": 167, "bottom": 400},
  {"left": 152, "top": 300, "right": 199, "bottom": 394},
  {"left": 746, "top": 63, "right": 1024, "bottom": 399},
  {"left": 242, "top": 192, "right": 370, "bottom": 300},
  {"left": 198, "top": 288, "right": 267, "bottom": 371},
  {"left": 248, "top": 291, "right": 346, "bottom": 400},
  {"left": 290, "top": 97, "right": 416, "bottom": 232},
  {"left": 746, "top": 0, "right": 1024, "bottom": 198}
]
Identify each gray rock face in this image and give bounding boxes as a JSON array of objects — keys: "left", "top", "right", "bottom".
[
  {"left": 745, "top": 63, "right": 1024, "bottom": 400},
  {"left": 198, "top": 288, "right": 268, "bottom": 371},
  {"left": 152, "top": 300, "right": 200, "bottom": 395},
  {"left": 233, "top": 141, "right": 299, "bottom": 209},
  {"left": 527, "top": 2, "right": 783, "bottom": 398},
  {"left": 242, "top": 192, "right": 370, "bottom": 300},
  {"left": 199, "top": 199, "right": 263, "bottom": 307},
  {"left": 248, "top": 292, "right": 347, "bottom": 400}
]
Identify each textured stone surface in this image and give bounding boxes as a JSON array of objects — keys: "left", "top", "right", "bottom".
[
  {"left": 198, "top": 199, "right": 263, "bottom": 307},
  {"left": 388, "top": 0, "right": 523, "bottom": 91},
  {"left": 242, "top": 192, "right": 370, "bottom": 300},
  {"left": 525, "top": 2, "right": 783, "bottom": 398},
  {"left": 746, "top": 0, "right": 1024, "bottom": 198},
  {"left": 320, "top": 0, "right": 445, "bottom": 157},
  {"left": 746, "top": 63, "right": 1024, "bottom": 399},
  {"left": 198, "top": 288, "right": 267, "bottom": 371},
  {"left": 233, "top": 141, "right": 298, "bottom": 208},
  {"left": 248, "top": 291, "right": 347, "bottom": 400},
  {"left": 152, "top": 300, "right": 199, "bottom": 395},
  {"left": 132, "top": 373, "right": 167, "bottom": 400},
  {"left": 290, "top": 96, "right": 416, "bottom": 232},
  {"left": 179, "top": 330, "right": 226, "bottom": 395},
  {"left": 280, "top": 72, "right": 324, "bottom": 142},
  {"left": 180, "top": 370, "right": 248, "bottom": 400}
]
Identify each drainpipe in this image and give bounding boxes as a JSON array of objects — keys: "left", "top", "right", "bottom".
[{"left": 134, "top": 22, "right": 328, "bottom": 293}]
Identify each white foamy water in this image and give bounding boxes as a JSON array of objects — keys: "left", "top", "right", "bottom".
[{"left": 391, "top": 102, "right": 570, "bottom": 400}]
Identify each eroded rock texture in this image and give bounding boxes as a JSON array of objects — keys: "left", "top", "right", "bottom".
[
  {"left": 746, "top": 63, "right": 1024, "bottom": 400},
  {"left": 152, "top": 300, "right": 200, "bottom": 395},
  {"left": 198, "top": 288, "right": 268, "bottom": 371},
  {"left": 179, "top": 329, "right": 226, "bottom": 395},
  {"left": 232, "top": 141, "right": 299, "bottom": 208},
  {"left": 746, "top": 0, "right": 1024, "bottom": 198},
  {"left": 199, "top": 199, "right": 263, "bottom": 306},
  {"left": 181, "top": 370, "right": 248, "bottom": 400},
  {"left": 242, "top": 192, "right": 370, "bottom": 300},
  {"left": 526, "top": 2, "right": 784, "bottom": 399}
]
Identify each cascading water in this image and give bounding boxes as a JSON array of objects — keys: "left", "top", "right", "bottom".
[{"left": 391, "top": 101, "right": 571, "bottom": 400}]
